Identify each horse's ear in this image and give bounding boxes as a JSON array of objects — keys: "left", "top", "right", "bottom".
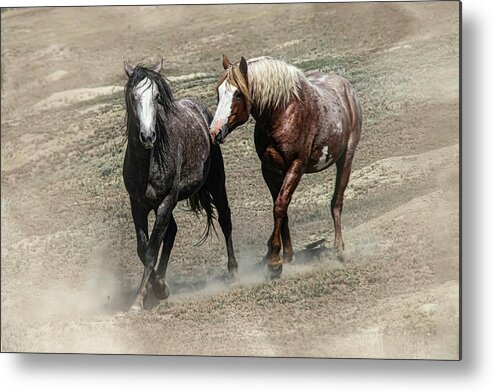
[
  {"left": 124, "top": 61, "right": 134, "bottom": 77},
  {"left": 239, "top": 56, "right": 248, "bottom": 77},
  {"left": 222, "top": 54, "right": 232, "bottom": 70},
  {"left": 150, "top": 59, "right": 163, "bottom": 74}
]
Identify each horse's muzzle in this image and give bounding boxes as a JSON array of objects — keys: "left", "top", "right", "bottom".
[
  {"left": 212, "top": 125, "right": 228, "bottom": 145},
  {"left": 142, "top": 141, "right": 153, "bottom": 150},
  {"left": 140, "top": 130, "right": 156, "bottom": 149}
]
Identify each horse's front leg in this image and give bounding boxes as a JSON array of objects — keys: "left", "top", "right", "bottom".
[
  {"left": 130, "top": 194, "right": 177, "bottom": 311},
  {"left": 267, "top": 159, "right": 304, "bottom": 279},
  {"left": 130, "top": 198, "right": 161, "bottom": 287},
  {"left": 262, "top": 165, "right": 294, "bottom": 265}
]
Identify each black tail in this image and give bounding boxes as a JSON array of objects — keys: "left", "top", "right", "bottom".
[{"left": 188, "top": 186, "right": 217, "bottom": 245}]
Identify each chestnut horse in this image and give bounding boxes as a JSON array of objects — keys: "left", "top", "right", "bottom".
[{"left": 210, "top": 55, "right": 362, "bottom": 279}]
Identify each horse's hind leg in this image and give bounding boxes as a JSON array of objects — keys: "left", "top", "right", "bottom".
[
  {"left": 152, "top": 214, "right": 177, "bottom": 300},
  {"left": 331, "top": 146, "right": 356, "bottom": 261},
  {"left": 205, "top": 146, "right": 238, "bottom": 277},
  {"left": 331, "top": 83, "right": 362, "bottom": 261},
  {"left": 213, "top": 188, "right": 238, "bottom": 277}
]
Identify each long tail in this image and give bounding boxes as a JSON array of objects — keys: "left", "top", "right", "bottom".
[{"left": 188, "top": 187, "right": 217, "bottom": 245}]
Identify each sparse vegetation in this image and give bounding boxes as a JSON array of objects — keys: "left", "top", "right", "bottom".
[{"left": 1, "top": 2, "right": 459, "bottom": 358}]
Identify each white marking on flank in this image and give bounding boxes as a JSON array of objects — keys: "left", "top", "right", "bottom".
[
  {"left": 315, "top": 146, "right": 331, "bottom": 170},
  {"left": 335, "top": 120, "right": 342, "bottom": 133},
  {"left": 211, "top": 80, "right": 237, "bottom": 131}
]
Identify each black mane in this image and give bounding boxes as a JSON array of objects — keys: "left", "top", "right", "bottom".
[{"left": 125, "top": 65, "right": 175, "bottom": 116}]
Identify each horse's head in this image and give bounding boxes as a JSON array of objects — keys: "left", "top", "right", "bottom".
[
  {"left": 210, "top": 54, "right": 252, "bottom": 144},
  {"left": 124, "top": 60, "right": 166, "bottom": 150}
]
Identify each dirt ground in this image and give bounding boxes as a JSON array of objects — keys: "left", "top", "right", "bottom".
[{"left": 0, "top": 2, "right": 460, "bottom": 358}]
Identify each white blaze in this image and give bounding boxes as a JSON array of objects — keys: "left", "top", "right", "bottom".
[
  {"left": 211, "top": 80, "right": 237, "bottom": 130},
  {"left": 135, "top": 77, "right": 156, "bottom": 132}
]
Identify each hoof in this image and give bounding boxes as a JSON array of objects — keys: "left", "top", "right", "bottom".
[
  {"left": 283, "top": 254, "right": 294, "bottom": 264},
  {"left": 267, "top": 263, "right": 283, "bottom": 280},
  {"left": 152, "top": 279, "right": 170, "bottom": 300},
  {"left": 129, "top": 303, "right": 144, "bottom": 313},
  {"left": 253, "top": 256, "right": 268, "bottom": 270},
  {"left": 334, "top": 240, "right": 345, "bottom": 262},
  {"left": 228, "top": 260, "right": 238, "bottom": 279},
  {"left": 228, "top": 267, "right": 238, "bottom": 282}
]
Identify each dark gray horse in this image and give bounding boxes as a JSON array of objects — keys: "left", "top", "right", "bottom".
[{"left": 123, "top": 61, "right": 237, "bottom": 311}]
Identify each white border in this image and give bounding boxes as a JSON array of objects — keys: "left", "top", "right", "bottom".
[{"left": 1, "top": 0, "right": 492, "bottom": 390}]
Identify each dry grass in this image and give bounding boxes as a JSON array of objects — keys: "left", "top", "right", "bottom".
[{"left": 1, "top": 2, "right": 459, "bottom": 358}]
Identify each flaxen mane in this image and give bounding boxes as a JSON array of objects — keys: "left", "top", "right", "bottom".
[{"left": 219, "top": 57, "right": 306, "bottom": 113}]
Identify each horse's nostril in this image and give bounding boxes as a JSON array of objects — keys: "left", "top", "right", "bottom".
[{"left": 140, "top": 131, "right": 155, "bottom": 145}]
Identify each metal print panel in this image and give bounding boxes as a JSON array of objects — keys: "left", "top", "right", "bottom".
[{"left": 0, "top": 1, "right": 460, "bottom": 359}]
